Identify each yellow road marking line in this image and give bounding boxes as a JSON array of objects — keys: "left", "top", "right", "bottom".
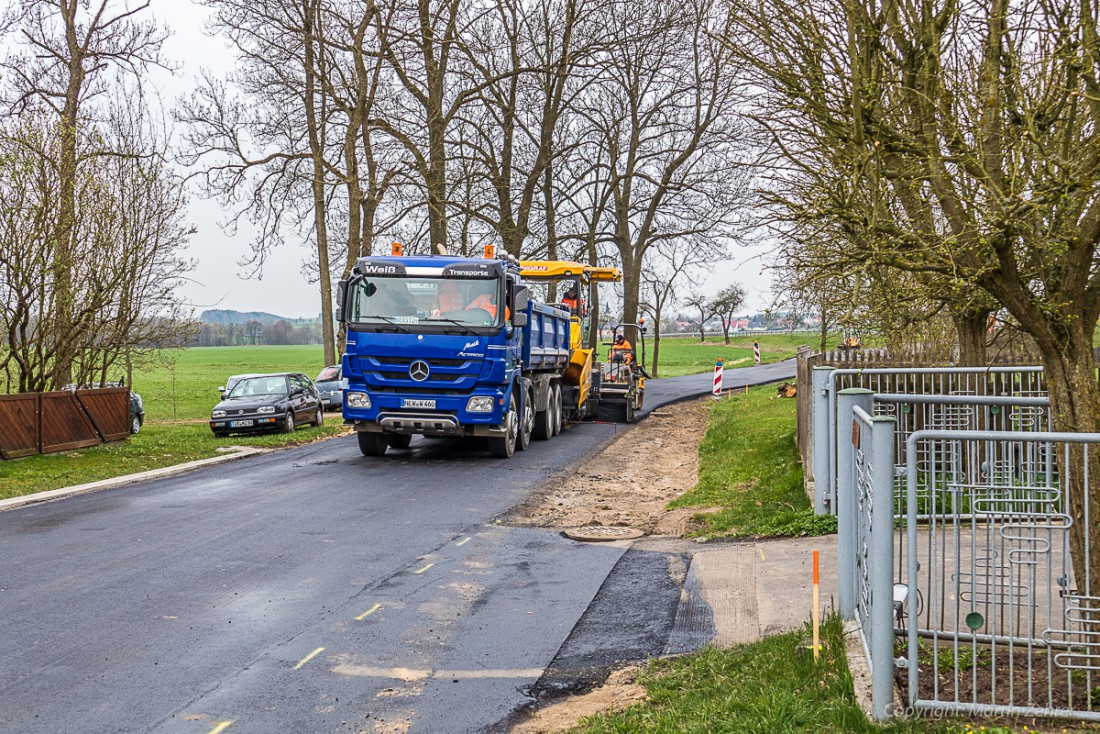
[
  {"left": 294, "top": 647, "right": 325, "bottom": 670},
  {"left": 758, "top": 546, "right": 765, "bottom": 561},
  {"left": 413, "top": 563, "right": 434, "bottom": 575},
  {"left": 209, "top": 722, "right": 234, "bottom": 734},
  {"left": 356, "top": 603, "right": 382, "bottom": 621},
  {"left": 456, "top": 537, "right": 471, "bottom": 547}
]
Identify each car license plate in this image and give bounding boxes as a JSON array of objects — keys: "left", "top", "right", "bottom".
[
  {"left": 402, "top": 399, "right": 436, "bottom": 409},
  {"left": 230, "top": 419, "right": 254, "bottom": 427}
]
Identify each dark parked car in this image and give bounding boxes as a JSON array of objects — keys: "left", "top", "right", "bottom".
[
  {"left": 64, "top": 381, "right": 144, "bottom": 434},
  {"left": 209, "top": 372, "right": 323, "bottom": 437},
  {"left": 314, "top": 364, "right": 347, "bottom": 411}
]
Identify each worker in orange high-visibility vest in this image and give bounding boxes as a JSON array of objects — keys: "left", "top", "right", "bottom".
[
  {"left": 561, "top": 288, "right": 579, "bottom": 313},
  {"left": 466, "top": 280, "right": 509, "bottom": 321},
  {"left": 609, "top": 334, "right": 633, "bottom": 364}
]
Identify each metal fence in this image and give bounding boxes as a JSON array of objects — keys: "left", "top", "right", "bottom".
[
  {"left": 812, "top": 366, "right": 1046, "bottom": 514},
  {"left": 900, "top": 430, "right": 1100, "bottom": 721}
]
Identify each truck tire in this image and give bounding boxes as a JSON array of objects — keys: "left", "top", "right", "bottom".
[
  {"left": 387, "top": 433, "right": 412, "bottom": 449},
  {"left": 488, "top": 392, "right": 518, "bottom": 458},
  {"left": 551, "top": 383, "right": 563, "bottom": 435},
  {"left": 517, "top": 387, "right": 534, "bottom": 451},
  {"left": 358, "top": 431, "right": 388, "bottom": 456},
  {"left": 532, "top": 388, "right": 553, "bottom": 441}
]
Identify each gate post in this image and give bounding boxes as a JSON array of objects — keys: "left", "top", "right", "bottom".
[
  {"left": 837, "top": 388, "right": 873, "bottom": 618},
  {"left": 869, "top": 411, "right": 897, "bottom": 720},
  {"left": 812, "top": 366, "right": 835, "bottom": 515}
]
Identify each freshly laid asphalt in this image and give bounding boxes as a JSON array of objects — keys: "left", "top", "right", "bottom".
[{"left": 0, "top": 360, "right": 795, "bottom": 734}]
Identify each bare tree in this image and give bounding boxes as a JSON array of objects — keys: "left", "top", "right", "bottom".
[
  {"left": 1, "top": 0, "right": 169, "bottom": 387},
  {"left": 183, "top": 0, "right": 345, "bottom": 364},
  {"left": 710, "top": 284, "right": 746, "bottom": 346},
  {"left": 573, "top": 0, "right": 749, "bottom": 327},
  {"left": 684, "top": 292, "right": 712, "bottom": 343},
  {"left": 640, "top": 237, "right": 708, "bottom": 376}
]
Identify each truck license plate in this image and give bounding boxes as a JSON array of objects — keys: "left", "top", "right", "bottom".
[
  {"left": 230, "top": 419, "right": 254, "bottom": 427},
  {"left": 401, "top": 399, "right": 436, "bottom": 409}
]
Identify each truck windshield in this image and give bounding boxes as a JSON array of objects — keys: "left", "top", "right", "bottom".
[{"left": 349, "top": 276, "right": 504, "bottom": 329}]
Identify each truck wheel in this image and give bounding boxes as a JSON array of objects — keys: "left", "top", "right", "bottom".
[
  {"left": 387, "top": 433, "right": 412, "bottom": 449},
  {"left": 532, "top": 388, "right": 553, "bottom": 441},
  {"left": 488, "top": 392, "right": 518, "bottom": 458},
  {"left": 358, "top": 431, "right": 388, "bottom": 456},
  {"left": 517, "top": 387, "right": 534, "bottom": 451},
  {"left": 551, "top": 383, "right": 563, "bottom": 435}
]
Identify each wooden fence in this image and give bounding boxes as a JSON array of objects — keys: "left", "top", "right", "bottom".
[{"left": 0, "top": 387, "right": 130, "bottom": 459}]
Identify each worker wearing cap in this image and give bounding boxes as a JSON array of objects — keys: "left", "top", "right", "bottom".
[
  {"left": 561, "top": 288, "right": 579, "bottom": 314},
  {"left": 610, "top": 334, "right": 633, "bottom": 364}
]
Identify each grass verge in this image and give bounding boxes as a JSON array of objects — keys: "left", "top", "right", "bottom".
[
  {"left": 566, "top": 616, "right": 950, "bottom": 734},
  {"left": 0, "top": 422, "right": 350, "bottom": 500},
  {"left": 669, "top": 386, "right": 835, "bottom": 539}
]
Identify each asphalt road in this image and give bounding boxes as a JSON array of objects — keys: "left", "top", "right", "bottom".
[{"left": 0, "top": 360, "right": 794, "bottom": 734}]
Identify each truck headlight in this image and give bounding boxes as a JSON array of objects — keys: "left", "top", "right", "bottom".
[
  {"left": 466, "top": 396, "right": 495, "bottom": 413},
  {"left": 346, "top": 392, "right": 371, "bottom": 409},
  {"left": 257, "top": 406, "right": 275, "bottom": 414},
  {"left": 211, "top": 410, "right": 226, "bottom": 418}
]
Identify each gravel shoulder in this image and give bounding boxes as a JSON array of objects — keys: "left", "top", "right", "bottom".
[{"left": 503, "top": 397, "right": 718, "bottom": 537}]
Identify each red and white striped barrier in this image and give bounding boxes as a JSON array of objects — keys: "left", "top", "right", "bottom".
[
  {"left": 753, "top": 340, "right": 761, "bottom": 365},
  {"left": 712, "top": 357, "right": 723, "bottom": 397}
]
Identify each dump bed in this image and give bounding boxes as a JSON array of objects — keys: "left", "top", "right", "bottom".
[{"left": 522, "top": 301, "right": 571, "bottom": 371}]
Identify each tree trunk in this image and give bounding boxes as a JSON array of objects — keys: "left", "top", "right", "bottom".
[
  {"left": 952, "top": 307, "right": 990, "bottom": 366},
  {"left": 303, "top": 0, "right": 336, "bottom": 366},
  {"left": 651, "top": 304, "right": 662, "bottom": 378},
  {"left": 620, "top": 252, "right": 640, "bottom": 327},
  {"left": 50, "top": 14, "right": 87, "bottom": 390},
  {"left": 1037, "top": 333, "right": 1100, "bottom": 600}
]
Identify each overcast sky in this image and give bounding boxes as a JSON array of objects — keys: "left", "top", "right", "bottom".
[{"left": 146, "top": 1, "right": 775, "bottom": 320}]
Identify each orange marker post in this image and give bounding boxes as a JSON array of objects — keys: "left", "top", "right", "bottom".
[{"left": 812, "top": 549, "right": 820, "bottom": 660}]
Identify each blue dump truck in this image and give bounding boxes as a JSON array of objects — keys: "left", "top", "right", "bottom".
[{"left": 336, "top": 251, "right": 576, "bottom": 458}]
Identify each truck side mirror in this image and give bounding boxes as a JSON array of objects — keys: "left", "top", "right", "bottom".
[
  {"left": 511, "top": 285, "right": 529, "bottom": 328},
  {"left": 336, "top": 279, "right": 348, "bottom": 323}
]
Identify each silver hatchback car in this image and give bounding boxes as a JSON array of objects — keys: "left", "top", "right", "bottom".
[{"left": 314, "top": 365, "right": 347, "bottom": 411}]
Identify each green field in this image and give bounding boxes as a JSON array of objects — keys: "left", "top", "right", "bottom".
[
  {"left": 134, "top": 345, "right": 329, "bottom": 422},
  {"left": 642, "top": 332, "right": 815, "bottom": 377}
]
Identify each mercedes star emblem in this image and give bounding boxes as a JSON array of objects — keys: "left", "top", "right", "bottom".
[{"left": 409, "top": 360, "right": 430, "bottom": 382}]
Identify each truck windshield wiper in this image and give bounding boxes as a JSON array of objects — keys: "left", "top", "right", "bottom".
[
  {"left": 423, "top": 317, "right": 474, "bottom": 333},
  {"left": 368, "top": 316, "right": 412, "bottom": 333}
]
